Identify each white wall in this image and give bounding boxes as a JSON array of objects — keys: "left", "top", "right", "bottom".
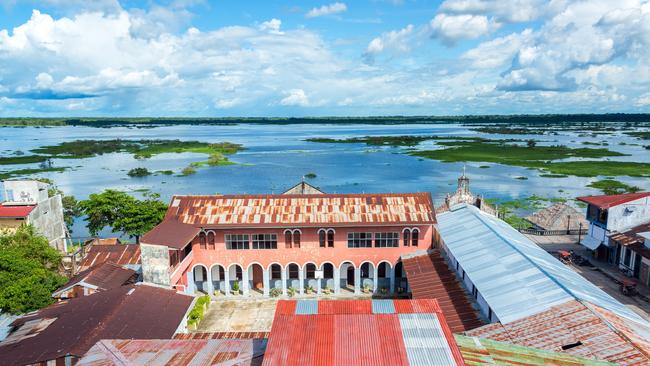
[
  {"left": 2, "top": 180, "right": 48, "bottom": 204},
  {"left": 607, "top": 197, "right": 650, "bottom": 232}
]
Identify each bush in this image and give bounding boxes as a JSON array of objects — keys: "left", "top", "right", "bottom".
[
  {"left": 127, "top": 167, "right": 151, "bottom": 177},
  {"left": 232, "top": 281, "right": 240, "bottom": 293},
  {"left": 181, "top": 166, "right": 196, "bottom": 176},
  {"left": 270, "top": 288, "right": 282, "bottom": 297},
  {"left": 287, "top": 287, "right": 296, "bottom": 297}
]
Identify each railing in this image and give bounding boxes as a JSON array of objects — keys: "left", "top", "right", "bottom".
[
  {"left": 518, "top": 228, "right": 588, "bottom": 236},
  {"left": 170, "top": 251, "right": 194, "bottom": 283}
]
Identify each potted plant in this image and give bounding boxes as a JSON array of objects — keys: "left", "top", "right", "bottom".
[
  {"left": 287, "top": 287, "right": 296, "bottom": 297},
  {"left": 231, "top": 281, "right": 240, "bottom": 295},
  {"left": 270, "top": 287, "right": 281, "bottom": 298},
  {"left": 306, "top": 285, "right": 314, "bottom": 295},
  {"left": 323, "top": 286, "right": 332, "bottom": 295},
  {"left": 380, "top": 287, "right": 388, "bottom": 295},
  {"left": 362, "top": 284, "right": 372, "bottom": 293}
]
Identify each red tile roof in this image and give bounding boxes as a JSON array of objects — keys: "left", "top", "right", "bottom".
[
  {"left": 0, "top": 205, "right": 35, "bottom": 218},
  {"left": 466, "top": 300, "right": 650, "bottom": 366},
  {"left": 402, "top": 251, "right": 484, "bottom": 332},
  {"left": 0, "top": 284, "right": 193, "bottom": 365},
  {"left": 53, "top": 263, "right": 136, "bottom": 297},
  {"left": 78, "top": 339, "right": 266, "bottom": 366},
  {"left": 79, "top": 243, "right": 141, "bottom": 271},
  {"left": 263, "top": 299, "right": 466, "bottom": 366},
  {"left": 577, "top": 192, "right": 650, "bottom": 209},
  {"left": 167, "top": 192, "right": 436, "bottom": 228}
]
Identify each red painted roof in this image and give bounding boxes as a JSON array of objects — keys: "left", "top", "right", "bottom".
[
  {"left": 402, "top": 251, "right": 484, "bottom": 332},
  {"left": 0, "top": 204, "right": 35, "bottom": 218},
  {"left": 262, "top": 299, "right": 466, "bottom": 366},
  {"left": 577, "top": 192, "right": 650, "bottom": 209}
]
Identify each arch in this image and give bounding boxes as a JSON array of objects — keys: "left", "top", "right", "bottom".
[
  {"left": 327, "top": 229, "right": 335, "bottom": 247},
  {"left": 394, "top": 260, "right": 408, "bottom": 294},
  {"left": 285, "top": 230, "right": 293, "bottom": 248},
  {"left": 293, "top": 230, "right": 301, "bottom": 248},
  {"left": 270, "top": 263, "right": 283, "bottom": 280},
  {"left": 228, "top": 263, "right": 243, "bottom": 281},
  {"left": 207, "top": 231, "right": 215, "bottom": 249},
  {"left": 411, "top": 228, "right": 420, "bottom": 246},
  {"left": 247, "top": 262, "right": 265, "bottom": 295},
  {"left": 304, "top": 263, "right": 317, "bottom": 279},
  {"left": 360, "top": 262, "right": 375, "bottom": 291},
  {"left": 210, "top": 264, "right": 226, "bottom": 295},
  {"left": 377, "top": 261, "right": 392, "bottom": 294},
  {"left": 286, "top": 263, "right": 300, "bottom": 279},
  {"left": 339, "top": 261, "right": 355, "bottom": 292},
  {"left": 192, "top": 264, "right": 208, "bottom": 294},
  {"left": 198, "top": 231, "right": 207, "bottom": 249},
  {"left": 321, "top": 262, "right": 335, "bottom": 279},
  {"left": 319, "top": 230, "right": 326, "bottom": 247}
]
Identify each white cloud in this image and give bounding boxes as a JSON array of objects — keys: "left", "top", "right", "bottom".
[
  {"left": 259, "top": 18, "right": 283, "bottom": 34},
  {"left": 636, "top": 92, "right": 650, "bottom": 107},
  {"left": 364, "top": 24, "right": 414, "bottom": 62},
  {"left": 280, "top": 89, "right": 310, "bottom": 106},
  {"left": 306, "top": 2, "right": 347, "bottom": 18},
  {"left": 439, "top": 0, "right": 550, "bottom": 23},
  {"left": 430, "top": 13, "right": 499, "bottom": 45}
]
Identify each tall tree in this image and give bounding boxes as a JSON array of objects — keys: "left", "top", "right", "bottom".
[
  {"left": 0, "top": 226, "right": 66, "bottom": 314},
  {"left": 80, "top": 190, "right": 167, "bottom": 243}
]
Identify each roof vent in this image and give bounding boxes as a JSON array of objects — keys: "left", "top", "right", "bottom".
[
  {"left": 561, "top": 341, "right": 582, "bottom": 350},
  {"left": 127, "top": 288, "right": 136, "bottom": 296}
]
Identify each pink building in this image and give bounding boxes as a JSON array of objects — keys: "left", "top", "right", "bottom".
[{"left": 141, "top": 191, "right": 436, "bottom": 297}]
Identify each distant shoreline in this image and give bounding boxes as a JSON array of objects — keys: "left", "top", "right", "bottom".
[{"left": 1, "top": 113, "right": 650, "bottom": 127}]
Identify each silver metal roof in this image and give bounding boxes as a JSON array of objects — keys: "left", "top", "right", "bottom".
[
  {"left": 398, "top": 313, "right": 459, "bottom": 366},
  {"left": 437, "top": 204, "right": 649, "bottom": 326}
]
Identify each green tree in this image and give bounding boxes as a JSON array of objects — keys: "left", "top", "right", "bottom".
[
  {"left": 80, "top": 190, "right": 167, "bottom": 243},
  {"left": 0, "top": 226, "right": 66, "bottom": 314}
]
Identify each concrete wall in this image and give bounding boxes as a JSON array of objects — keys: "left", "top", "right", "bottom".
[
  {"left": 28, "top": 195, "right": 67, "bottom": 251},
  {"left": 2, "top": 180, "right": 48, "bottom": 204},
  {"left": 176, "top": 224, "right": 433, "bottom": 288},
  {"left": 141, "top": 243, "right": 171, "bottom": 286},
  {"left": 607, "top": 196, "right": 650, "bottom": 232}
]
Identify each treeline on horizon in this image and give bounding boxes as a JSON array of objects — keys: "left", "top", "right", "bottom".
[{"left": 1, "top": 113, "right": 650, "bottom": 127}]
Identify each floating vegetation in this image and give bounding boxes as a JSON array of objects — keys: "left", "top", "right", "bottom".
[
  {"left": 587, "top": 179, "right": 642, "bottom": 195},
  {"left": 539, "top": 173, "right": 568, "bottom": 178},
  {"left": 304, "top": 172, "right": 317, "bottom": 179},
  {"left": 0, "top": 167, "right": 67, "bottom": 180},
  {"left": 127, "top": 167, "right": 151, "bottom": 177},
  {"left": 306, "top": 135, "right": 484, "bottom": 147},
  {"left": 181, "top": 166, "right": 197, "bottom": 176}
]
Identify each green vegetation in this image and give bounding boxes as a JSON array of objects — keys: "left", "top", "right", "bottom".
[
  {"left": 514, "top": 176, "right": 528, "bottom": 180},
  {"left": 0, "top": 167, "right": 67, "bottom": 180},
  {"left": 305, "top": 172, "right": 317, "bottom": 179},
  {"left": 79, "top": 190, "right": 167, "bottom": 243},
  {"left": 181, "top": 166, "right": 197, "bottom": 176},
  {"left": 587, "top": 179, "right": 642, "bottom": 195},
  {"left": 306, "top": 135, "right": 483, "bottom": 147},
  {"left": 0, "top": 226, "right": 67, "bottom": 314},
  {"left": 187, "top": 295, "right": 210, "bottom": 329},
  {"left": 157, "top": 170, "right": 174, "bottom": 175},
  {"left": 625, "top": 131, "right": 650, "bottom": 140},
  {"left": 474, "top": 127, "right": 537, "bottom": 135},
  {"left": 127, "top": 167, "right": 152, "bottom": 177},
  {"left": 539, "top": 173, "right": 568, "bottom": 178},
  {"left": 0, "top": 155, "right": 49, "bottom": 165},
  {"left": 407, "top": 140, "right": 648, "bottom": 177},
  {"left": 479, "top": 165, "right": 490, "bottom": 169}
]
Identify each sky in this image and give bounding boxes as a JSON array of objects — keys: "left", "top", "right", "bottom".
[{"left": 0, "top": 0, "right": 649, "bottom": 117}]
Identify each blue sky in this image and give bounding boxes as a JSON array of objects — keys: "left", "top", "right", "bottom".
[{"left": 0, "top": 0, "right": 649, "bottom": 116}]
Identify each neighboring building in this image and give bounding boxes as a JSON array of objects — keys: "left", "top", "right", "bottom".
[
  {"left": 609, "top": 224, "right": 650, "bottom": 284},
  {"left": 78, "top": 339, "right": 267, "bottom": 366},
  {"left": 436, "top": 169, "right": 497, "bottom": 217},
  {"left": 524, "top": 202, "right": 589, "bottom": 231},
  {"left": 0, "top": 284, "right": 194, "bottom": 366},
  {"left": 437, "top": 204, "right": 650, "bottom": 365},
  {"left": 281, "top": 180, "right": 324, "bottom": 195},
  {"left": 263, "top": 299, "right": 466, "bottom": 366},
  {"left": 140, "top": 191, "right": 436, "bottom": 297},
  {"left": 577, "top": 192, "right": 650, "bottom": 263},
  {"left": 78, "top": 241, "right": 141, "bottom": 272},
  {"left": 0, "top": 180, "right": 69, "bottom": 252},
  {"left": 51, "top": 262, "right": 137, "bottom": 299}
]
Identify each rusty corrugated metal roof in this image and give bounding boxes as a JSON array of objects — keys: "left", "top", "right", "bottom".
[
  {"left": 53, "top": 262, "right": 136, "bottom": 297},
  {"left": 466, "top": 300, "right": 650, "bottom": 366},
  {"left": 455, "top": 335, "right": 615, "bottom": 365},
  {"left": 577, "top": 192, "right": 650, "bottom": 209},
  {"left": 173, "top": 331, "right": 270, "bottom": 340},
  {"left": 609, "top": 223, "right": 650, "bottom": 259},
  {"left": 168, "top": 192, "right": 436, "bottom": 227},
  {"left": 402, "top": 251, "right": 484, "bottom": 333},
  {"left": 77, "top": 339, "right": 267, "bottom": 366},
  {"left": 262, "top": 299, "right": 466, "bottom": 366},
  {"left": 79, "top": 244, "right": 141, "bottom": 271}
]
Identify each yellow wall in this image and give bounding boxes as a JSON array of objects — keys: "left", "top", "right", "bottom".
[{"left": 0, "top": 218, "right": 23, "bottom": 233}]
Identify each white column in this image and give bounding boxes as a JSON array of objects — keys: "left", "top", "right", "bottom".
[
  {"left": 354, "top": 267, "right": 361, "bottom": 295},
  {"left": 317, "top": 277, "right": 322, "bottom": 295},
  {"left": 389, "top": 266, "right": 395, "bottom": 294},
  {"left": 263, "top": 268, "right": 270, "bottom": 297},
  {"left": 281, "top": 267, "right": 288, "bottom": 296},
  {"left": 207, "top": 268, "right": 214, "bottom": 296},
  {"left": 299, "top": 268, "right": 305, "bottom": 295},
  {"left": 242, "top": 268, "right": 250, "bottom": 296},
  {"left": 373, "top": 265, "right": 378, "bottom": 293},
  {"left": 334, "top": 268, "right": 341, "bottom": 294},
  {"left": 186, "top": 271, "right": 194, "bottom": 295},
  {"left": 224, "top": 269, "right": 231, "bottom": 297}
]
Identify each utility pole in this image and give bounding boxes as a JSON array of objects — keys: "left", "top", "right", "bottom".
[{"left": 567, "top": 214, "right": 571, "bottom": 235}]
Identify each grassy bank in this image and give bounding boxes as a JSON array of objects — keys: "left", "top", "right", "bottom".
[
  {"left": 306, "top": 135, "right": 484, "bottom": 147},
  {"left": 587, "top": 179, "right": 642, "bottom": 195},
  {"left": 0, "top": 167, "right": 68, "bottom": 180},
  {"left": 0, "top": 155, "right": 49, "bottom": 165},
  {"left": 626, "top": 131, "right": 650, "bottom": 140}
]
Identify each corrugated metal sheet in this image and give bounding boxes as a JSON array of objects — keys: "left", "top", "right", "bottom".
[
  {"left": 0, "top": 204, "right": 35, "bottom": 217},
  {"left": 53, "top": 263, "right": 136, "bottom": 297},
  {"left": 168, "top": 192, "right": 435, "bottom": 227},
  {"left": 173, "top": 331, "right": 270, "bottom": 340},
  {"left": 437, "top": 204, "right": 649, "bottom": 327},
  {"left": 402, "top": 252, "right": 484, "bottom": 332},
  {"left": 77, "top": 339, "right": 267, "bottom": 366},
  {"left": 577, "top": 192, "right": 650, "bottom": 209},
  {"left": 263, "top": 299, "right": 465, "bottom": 366},
  {"left": 79, "top": 244, "right": 140, "bottom": 271},
  {"left": 455, "top": 335, "right": 615, "bottom": 365},
  {"left": 372, "top": 299, "right": 396, "bottom": 314},
  {"left": 296, "top": 300, "right": 318, "bottom": 315}
]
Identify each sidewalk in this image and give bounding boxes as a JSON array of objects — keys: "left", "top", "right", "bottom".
[{"left": 527, "top": 234, "right": 650, "bottom": 322}]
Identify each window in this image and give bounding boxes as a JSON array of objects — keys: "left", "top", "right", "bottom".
[
  {"left": 293, "top": 231, "right": 301, "bottom": 248},
  {"left": 306, "top": 263, "right": 316, "bottom": 278},
  {"left": 234, "top": 266, "right": 242, "bottom": 280},
  {"left": 375, "top": 232, "right": 399, "bottom": 247},
  {"left": 347, "top": 232, "right": 373, "bottom": 248},
  {"left": 252, "top": 234, "right": 277, "bottom": 249},
  {"left": 323, "top": 264, "right": 334, "bottom": 278},
  {"left": 327, "top": 230, "right": 334, "bottom": 247},
  {"left": 285, "top": 231, "right": 292, "bottom": 248},
  {"left": 271, "top": 264, "right": 282, "bottom": 279},
  {"left": 411, "top": 228, "right": 419, "bottom": 247},
  {"left": 472, "top": 285, "right": 478, "bottom": 299},
  {"left": 5, "top": 189, "right": 14, "bottom": 201},
  {"left": 207, "top": 231, "right": 215, "bottom": 250},
  {"left": 225, "top": 234, "right": 249, "bottom": 250},
  {"left": 624, "top": 247, "right": 632, "bottom": 267},
  {"left": 319, "top": 230, "right": 326, "bottom": 247},
  {"left": 403, "top": 230, "right": 411, "bottom": 246},
  {"left": 288, "top": 264, "right": 299, "bottom": 279},
  {"left": 199, "top": 232, "right": 207, "bottom": 249}
]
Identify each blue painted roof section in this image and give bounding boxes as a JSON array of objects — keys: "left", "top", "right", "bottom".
[
  {"left": 399, "top": 313, "right": 459, "bottom": 366},
  {"left": 437, "top": 204, "right": 650, "bottom": 327},
  {"left": 372, "top": 299, "right": 395, "bottom": 314},
  {"left": 295, "top": 300, "right": 318, "bottom": 315}
]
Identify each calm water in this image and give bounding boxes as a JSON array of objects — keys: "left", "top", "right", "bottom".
[{"left": 1, "top": 123, "right": 649, "bottom": 238}]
